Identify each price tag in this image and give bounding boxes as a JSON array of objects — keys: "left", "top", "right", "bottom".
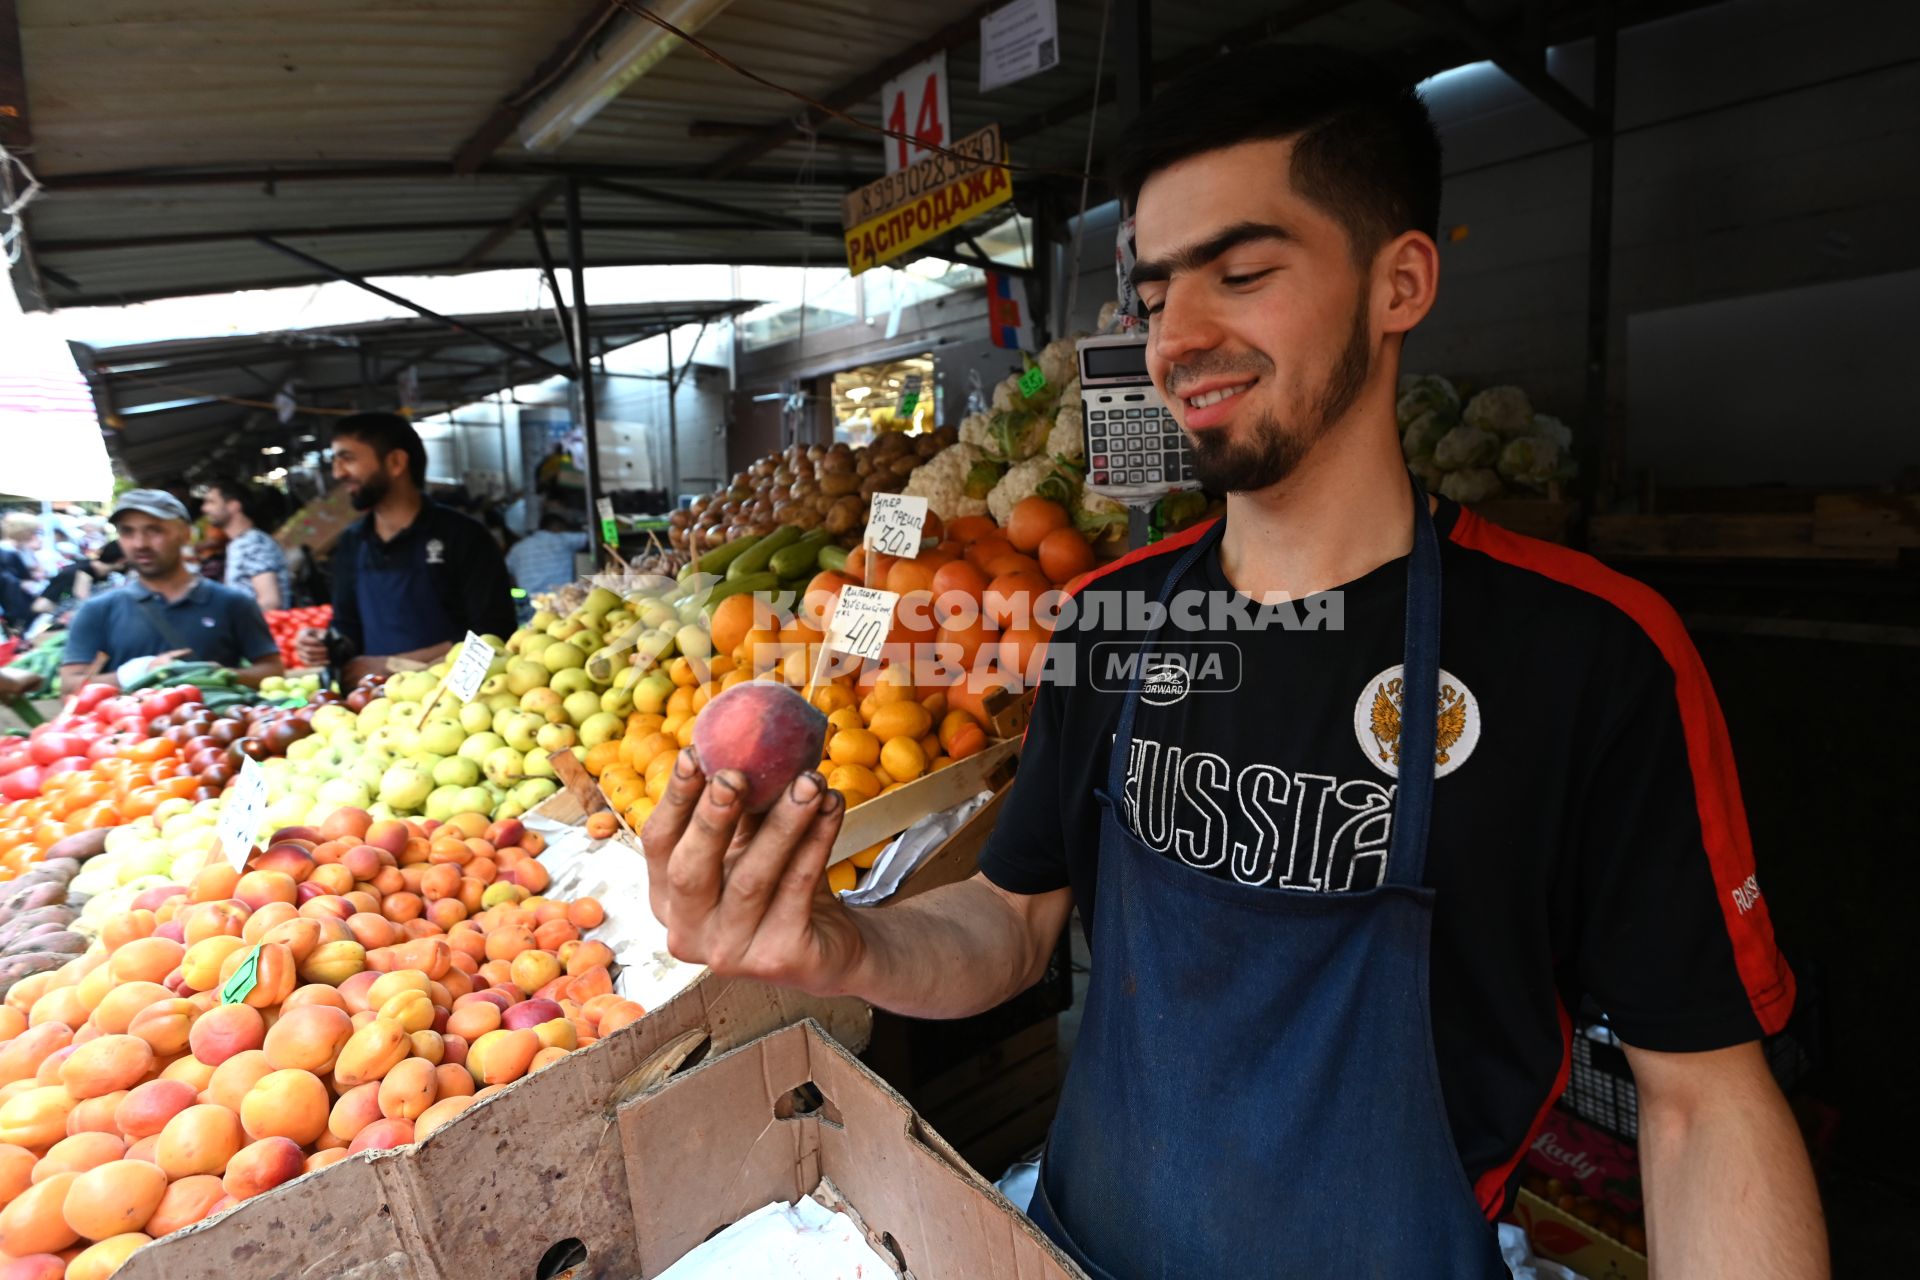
[
  {"left": 216, "top": 759, "right": 268, "bottom": 871},
  {"left": 445, "top": 632, "right": 496, "bottom": 704},
  {"left": 864, "top": 493, "right": 929, "bottom": 559},
  {"left": 596, "top": 497, "right": 619, "bottom": 547},
  {"left": 220, "top": 944, "right": 261, "bottom": 1006},
  {"left": 827, "top": 586, "right": 899, "bottom": 662},
  {"left": 1018, "top": 364, "right": 1046, "bottom": 398}
]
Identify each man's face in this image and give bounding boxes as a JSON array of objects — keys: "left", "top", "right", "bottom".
[
  {"left": 1131, "top": 138, "right": 1379, "bottom": 494},
  {"left": 331, "top": 436, "right": 399, "bottom": 512},
  {"left": 201, "top": 491, "right": 237, "bottom": 527},
  {"left": 113, "top": 512, "right": 188, "bottom": 580}
]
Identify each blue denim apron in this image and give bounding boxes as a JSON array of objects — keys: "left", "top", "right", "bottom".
[{"left": 1028, "top": 485, "right": 1508, "bottom": 1278}]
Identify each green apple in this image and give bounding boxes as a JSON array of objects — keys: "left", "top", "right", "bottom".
[
  {"left": 505, "top": 658, "right": 550, "bottom": 696},
  {"left": 484, "top": 692, "right": 519, "bottom": 713},
  {"left": 511, "top": 778, "right": 559, "bottom": 810},
  {"left": 424, "top": 785, "right": 460, "bottom": 822},
  {"left": 634, "top": 673, "right": 674, "bottom": 716},
  {"left": 317, "top": 776, "right": 373, "bottom": 811},
  {"left": 433, "top": 755, "right": 481, "bottom": 788},
  {"left": 393, "top": 671, "right": 439, "bottom": 703},
  {"left": 542, "top": 641, "right": 587, "bottom": 674},
  {"left": 458, "top": 731, "right": 506, "bottom": 763},
  {"left": 285, "top": 735, "right": 322, "bottom": 763},
  {"left": 552, "top": 667, "right": 594, "bottom": 697},
  {"left": 535, "top": 722, "right": 577, "bottom": 753},
  {"left": 417, "top": 720, "right": 465, "bottom": 757},
  {"left": 310, "top": 704, "right": 356, "bottom": 735},
  {"left": 523, "top": 748, "right": 556, "bottom": 779},
  {"left": 520, "top": 687, "right": 564, "bottom": 718},
  {"left": 452, "top": 786, "right": 493, "bottom": 816},
  {"left": 581, "top": 586, "right": 619, "bottom": 623},
  {"left": 599, "top": 685, "right": 634, "bottom": 718},
  {"left": 520, "top": 633, "right": 553, "bottom": 663},
  {"left": 579, "top": 712, "right": 624, "bottom": 748},
  {"left": 458, "top": 702, "right": 494, "bottom": 735},
  {"left": 367, "top": 801, "right": 396, "bottom": 822},
  {"left": 349, "top": 756, "right": 389, "bottom": 790},
  {"left": 483, "top": 745, "right": 525, "bottom": 788},
  {"left": 562, "top": 689, "right": 602, "bottom": 726},
  {"left": 478, "top": 674, "right": 510, "bottom": 697},
  {"left": 356, "top": 697, "right": 394, "bottom": 731},
  {"left": 500, "top": 712, "right": 542, "bottom": 753},
  {"left": 379, "top": 764, "right": 433, "bottom": 811}
]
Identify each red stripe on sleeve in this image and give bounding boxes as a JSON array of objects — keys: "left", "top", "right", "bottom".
[
  {"left": 1448, "top": 508, "right": 1796, "bottom": 1034},
  {"left": 1474, "top": 997, "right": 1573, "bottom": 1218}
]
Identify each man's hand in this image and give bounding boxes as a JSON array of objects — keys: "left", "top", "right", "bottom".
[
  {"left": 639, "top": 748, "right": 863, "bottom": 996},
  {"left": 293, "top": 627, "right": 330, "bottom": 668}
]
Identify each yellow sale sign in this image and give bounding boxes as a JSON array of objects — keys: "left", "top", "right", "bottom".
[{"left": 843, "top": 162, "right": 1012, "bottom": 276}]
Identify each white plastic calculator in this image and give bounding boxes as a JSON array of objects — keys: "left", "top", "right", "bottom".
[{"left": 1077, "top": 333, "right": 1199, "bottom": 503}]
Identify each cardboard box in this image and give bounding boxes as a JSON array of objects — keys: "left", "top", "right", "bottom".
[
  {"left": 1507, "top": 1188, "right": 1649, "bottom": 1280},
  {"left": 1522, "top": 1107, "right": 1643, "bottom": 1222},
  {"left": 617, "top": 1019, "right": 1082, "bottom": 1278},
  {"left": 117, "top": 967, "right": 869, "bottom": 1279}
]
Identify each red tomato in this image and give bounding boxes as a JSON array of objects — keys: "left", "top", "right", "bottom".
[
  {"left": 43, "top": 756, "right": 90, "bottom": 779},
  {"left": 166, "top": 685, "right": 202, "bottom": 708},
  {"left": 87, "top": 733, "right": 134, "bottom": 762},
  {"left": 137, "top": 691, "right": 173, "bottom": 720},
  {"left": 27, "top": 732, "right": 89, "bottom": 766},
  {"left": 99, "top": 696, "right": 138, "bottom": 722},
  {"left": 0, "top": 745, "right": 31, "bottom": 775},
  {"left": 0, "top": 765, "right": 45, "bottom": 801},
  {"left": 73, "top": 683, "right": 115, "bottom": 715},
  {"left": 108, "top": 714, "right": 147, "bottom": 737}
]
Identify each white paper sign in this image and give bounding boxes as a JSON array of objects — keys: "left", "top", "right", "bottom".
[
  {"left": 445, "top": 631, "right": 496, "bottom": 703},
  {"left": 595, "top": 496, "right": 615, "bottom": 523},
  {"left": 218, "top": 759, "right": 268, "bottom": 870},
  {"left": 880, "top": 51, "right": 950, "bottom": 174},
  {"left": 826, "top": 586, "right": 898, "bottom": 662},
  {"left": 980, "top": 0, "right": 1060, "bottom": 92},
  {"left": 864, "top": 492, "right": 929, "bottom": 559}
]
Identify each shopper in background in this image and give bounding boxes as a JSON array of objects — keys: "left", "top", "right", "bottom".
[
  {"left": 201, "top": 476, "right": 289, "bottom": 611},
  {"left": 504, "top": 511, "right": 589, "bottom": 599},
  {"left": 0, "top": 513, "right": 51, "bottom": 630},
  {"left": 293, "top": 412, "right": 514, "bottom": 682},
  {"left": 639, "top": 45, "right": 1825, "bottom": 1280},
  {"left": 58, "top": 490, "right": 282, "bottom": 694}
]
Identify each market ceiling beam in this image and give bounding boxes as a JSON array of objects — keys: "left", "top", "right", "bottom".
[
  {"left": 38, "top": 217, "right": 784, "bottom": 254},
  {"left": 451, "top": 2, "right": 625, "bottom": 175},
  {"left": 580, "top": 175, "right": 824, "bottom": 234},
  {"left": 456, "top": 179, "right": 567, "bottom": 270},
  {"left": 34, "top": 158, "right": 823, "bottom": 193},
  {"left": 701, "top": 1, "right": 1004, "bottom": 180},
  {"left": 253, "top": 236, "right": 576, "bottom": 380},
  {"left": 1387, "top": 0, "right": 1601, "bottom": 135},
  {"left": 686, "top": 119, "right": 869, "bottom": 151},
  {"left": 0, "top": 0, "right": 50, "bottom": 312}
]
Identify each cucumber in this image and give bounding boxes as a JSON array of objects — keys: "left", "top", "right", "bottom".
[
  {"left": 696, "top": 533, "right": 760, "bottom": 576},
  {"left": 701, "top": 572, "right": 779, "bottom": 613},
  {"left": 727, "top": 525, "right": 801, "bottom": 580},
  {"left": 817, "top": 544, "right": 851, "bottom": 574},
  {"left": 768, "top": 529, "right": 831, "bottom": 578}
]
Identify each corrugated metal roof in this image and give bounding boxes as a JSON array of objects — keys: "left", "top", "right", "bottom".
[{"left": 10, "top": 0, "right": 1709, "bottom": 310}]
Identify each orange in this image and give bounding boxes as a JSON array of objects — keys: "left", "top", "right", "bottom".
[
  {"left": 1037, "top": 527, "right": 1095, "bottom": 584},
  {"left": 884, "top": 557, "right": 936, "bottom": 595},
  {"left": 1005, "top": 496, "right": 1071, "bottom": 551},
  {"left": 929, "top": 560, "right": 989, "bottom": 626},
  {"left": 581, "top": 741, "right": 622, "bottom": 778},
  {"left": 879, "top": 736, "right": 927, "bottom": 783},
  {"left": 936, "top": 617, "right": 999, "bottom": 674},
  {"left": 708, "top": 594, "right": 758, "bottom": 660},
  {"left": 999, "top": 625, "right": 1052, "bottom": 682},
  {"left": 946, "top": 515, "right": 998, "bottom": 544},
  {"left": 828, "top": 728, "right": 881, "bottom": 768},
  {"left": 984, "top": 569, "right": 1051, "bottom": 629},
  {"left": 963, "top": 536, "right": 1014, "bottom": 572},
  {"left": 620, "top": 731, "right": 678, "bottom": 773}
]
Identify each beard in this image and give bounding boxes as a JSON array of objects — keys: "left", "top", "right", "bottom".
[
  {"left": 1183, "top": 288, "right": 1373, "bottom": 495},
  {"left": 347, "top": 473, "right": 389, "bottom": 512}
]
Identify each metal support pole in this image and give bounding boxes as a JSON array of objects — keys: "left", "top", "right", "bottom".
[
  {"left": 664, "top": 328, "right": 681, "bottom": 508},
  {"left": 563, "top": 179, "right": 604, "bottom": 558},
  {"left": 1115, "top": 0, "right": 1152, "bottom": 122},
  {"left": 527, "top": 211, "right": 578, "bottom": 373},
  {"left": 1581, "top": 3, "right": 1617, "bottom": 525}
]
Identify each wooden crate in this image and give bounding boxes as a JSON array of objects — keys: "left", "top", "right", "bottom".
[
  {"left": 1589, "top": 490, "right": 1918, "bottom": 564},
  {"left": 866, "top": 1016, "right": 1062, "bottom": 1180}
]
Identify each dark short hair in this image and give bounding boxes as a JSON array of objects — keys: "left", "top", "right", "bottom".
[
  {"left": 205, "top": 475, "right": 251, "bottom": 509},
  {"left": 1114, "top": 45, "right": 1442, "bottom": 261},
  {"left": 332, "top": 413, "right": 427, "bottom": 488},
  {"left": 539, "top": 511, "right": 570, "bottom": 532}
]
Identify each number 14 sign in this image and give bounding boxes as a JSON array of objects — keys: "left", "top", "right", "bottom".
[{"left": 881, "top": 52, "right": 950, "bottom": 174}]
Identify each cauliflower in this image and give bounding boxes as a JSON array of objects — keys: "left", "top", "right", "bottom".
[
  {"left": 1047, "top": 403, "right": 1085, "bottom": 461},
  {"left": 1496, "top": 435, "right": 1562, "bottom": 492},
  {"left": 1408, "top": 457, "right": 1445, "bottom": 492},
  {"left": 990, "top": 375, "right": 1024, "bottom": 413},
  {"left": 1076, "top": 486, "right": 1129, "bottom": 545},
  {"left": 1396, "top": 374, "right": 1460, "bottom": 429},
  {"left": 988, "top": 455, "right": 1080, "bottom": 525},
  {"left": 1432, "top": 424, "right": 1498, "bottom": 471},
  {"left": 1438, "top": 467, "right": 1503, "bottom": 504},
  {"left": 1037, "top": 334, "right": 1084, "bottom": 390},
  {"left": 1462, "top": 385, "right": 1534, "bottom": 437},
  {"left": 903, "top": 442, "right": 990, "bottom": 521},
  {"left": 957, "top": 410, "right": 993, "bottom": 453},
  {"left": 1400, "top": 410, "right": 1449, "bottom": 464},
  {"left": 1531, "top": 413, "right": 1573, "bottom": 451}
]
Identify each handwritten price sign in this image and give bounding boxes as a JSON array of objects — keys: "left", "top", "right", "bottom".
[
  {"left": 445, "top": 632, "right": 496, "bottom": 703},
  {"left": 865, "top": 493, "right": 929, "bottom": 559},
  {"left": 217, "top": 759, "right": 268, "bottom": 872},
  {"left": 827, "top": 586, "right": 899, "bottom": 662}
]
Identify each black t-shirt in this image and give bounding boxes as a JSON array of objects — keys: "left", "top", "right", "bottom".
[
  {"left": 980, "top": 498, "right": 1796, "bottom": 1216},
  {"left": 329, "top": 500, "right": 516, "bottom": 655}
]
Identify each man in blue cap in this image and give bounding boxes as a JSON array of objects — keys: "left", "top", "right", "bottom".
[{"left": 58, "top": 489, "right": 284, "bottom": 694}]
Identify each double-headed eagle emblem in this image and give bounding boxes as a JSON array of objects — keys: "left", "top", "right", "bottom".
[{"left": 1367, "top": 676, "right": 1469, "bottom": 767}]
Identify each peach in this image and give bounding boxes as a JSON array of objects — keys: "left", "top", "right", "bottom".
[
  {"left": 234, "top": 871, "right": 297, "bottom": 912},
  {"left": 181, "top": 900, "right": 249, "bottom": 946},
  {"left": 180, "top": 935, "right": 249, "bottom": 992},
  {"left": 125, "top": 997, "right": 197, "bottom": 1058},
  {"left": 239, "top": 1069, "right": 329, "bottom": 1145},
  {"left": 101, "top": 909, "right": 158, "bottom": 952},
  {"left": 204, "top": 1050, "right": 273, "bottom": 1115},
  {"left": 412, "top": 1095, "right": 475, "bottom": 1143},
  {"left": 62, "top": 1159, "right": 167, "bottom": 1240},
  {"left": 306, "top": 863, "right": 355, "bottom": 897},
  {"left": 465, "top": 1029, "right": 538, "bottom": 1087},
  {"left": 346, "top": 1117, "right": 413, "bottom": 1156},
  {"left": 445, "top": 1001, "right": 499, "bottom": 1042},
  {"left": 240, "top": 901, "right": 299, "bottom": 944},
  {"left": 298, "top": 940, "right": 367, "bottom": 987},
  {"left": 389, "top": 938, "right": 451, "bottom": 981},
  {"left": 333, "top": 1018, "right": 409, "bottom": 1088},
  {"left": 58, "top": 1036, "right": 153, "bottom": 1100},
  {"left": 221, "top": 1136, "right": 304, "bottom": 1202},
  {"left": 0, "top": 1141, "right": 33, "bottom": 1206},
  {"left": 0, "top": 1024, "right": 70, "bottom": 1088},
  {"left": 408, "top": 1031, "right": 444, "bottom": 1064},
  {"left": 188, "top": 1003, "right": 264, "bottom": 1066},
  {"left": 0, "top": 1172, "right": 78, "bottom": 1256},
  {"left": 159, "top": 1055, "right": 216, "bottom": 1092},
  {"left": 599, "top": 1001, "right": 648, "bottom": 1036},
  {"left": 125, "top": 1134, "right": 160, "bottom": 1164},
  {"left": 376, "top": 990, "right": 434, "bottom": 1035},
  {"left": 565, "top": 968, "right": 613, "bottom": 1005},
  {"left": 691, "top": 682, "right": 828, "bottom": 812},
  {"left": 261, "top": 1004, "right": 352, "bottom": 1075},
  {"left": 567, "top": 897, "right": 605, "bottom": 930},
  {"left": 0, "top": 1087, "right": 74, "bottom": 1148},
  {"left": 530, "top": 1045, "right": 570, "bottom": 1072},
  {"left": 305, "top": 1148, "right": 350, "bottom": 1174},
  {"left": 86, "top": 982, "right": 168, "bottom": 1046},
  {"left": 340, "top": 844, "right": 383, "bottom": 881},
  {"left": 27, "top": 984, "right": 90, "bottom": 1029},
  {"left": 144, "top": 1173, "right": 225, "bottom": 1237},
  {"left": 532, "top": 1019, "right": 577, "bottom": 1052},
  {"left": 282, "top": 983, "right": 348, "bottom": 1013},
  {"left": 253, "top": 845, "right": 316, "bottom": 883},
  {"left": 65, "top": 1091, "right": 130, "bottom": 1136},
  {"left": 335, "top": 970, "right": 380, "bottom": 1013},
  {"left": 377, "top": 1058, "right": 437, "bottom": 1122},
  {"left": 31, "top": 1133, "right": 125, "bottom": 1181},
  {"left": 365, "top": 970, "right": 428, "bottom": 1006},
  {"left": 0, "top": 1253, "right": 66, "bottom": 1280},
  {"left": 441, "top": 1034, "right": 468, "bottom": 1068},
  {"left": 115, "top": 1080, "right": 199, "bottom": 1141},
  {"left": 508, "top": 950, "right": 561, "bottom": 996},
  {"left": 320, "top": 806, "right": 374, "bottom": 842},
  {"left": 155, "top": 1104, "right": 243, "bottom": 1178},
  {"left": 483, "top": 927, "right": 535, "bottom": 965},
  {"left": 328, "top": 1082, "right": 384, "bottom": 1143},
  {"left": 345, "top": 912, "right": 397, "bottom": 950},
  {"left": 190, "top": 863, "right": 241, "bottom": 903},
  {"left": 66, "top": 1231, "right": 153, "bottom": 1280},
  {"left": 217, "top": 942, "right": 295, "bottom": 1009},
  {"left": 298, "top": 893, "right": 355, "bottom": 922}
]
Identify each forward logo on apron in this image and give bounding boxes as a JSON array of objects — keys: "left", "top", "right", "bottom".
[{"left": 1354, "top": 664, "right": 1480, "bottom": 778}]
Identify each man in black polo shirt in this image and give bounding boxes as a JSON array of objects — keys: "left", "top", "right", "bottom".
[
  {"left": 294, "top": 413, "right": 514, "bottom": 682},
  {"left": 59, "top": 490, "right": 283, "bottom": 693}
]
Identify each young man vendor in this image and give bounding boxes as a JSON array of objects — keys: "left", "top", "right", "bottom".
[
  {"left": 293, "top": 413, "right": 514, "bottom": 683},
  {"left": 639, "top": 46, "right": 1825, "bottom": 1278}
]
